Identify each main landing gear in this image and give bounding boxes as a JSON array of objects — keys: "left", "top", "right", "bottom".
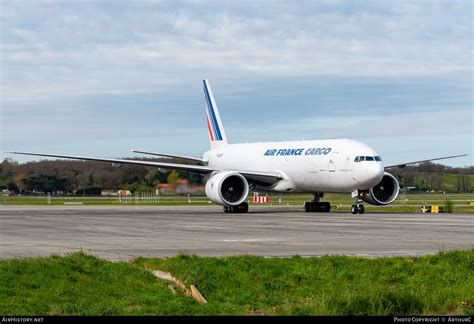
[
  {"left": 304, "top": 192, "right": 331, "bottom": 213},
  {"left": 223, "top": 202, "right": 249, "bottom": 213}
]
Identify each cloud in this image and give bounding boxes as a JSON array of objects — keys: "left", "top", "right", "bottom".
[
  {"left": 1, "top": 0, "right": 472, "bottom": 166},
  {"left": 2, "top": 1, "right": 471, "bottom": 103}
]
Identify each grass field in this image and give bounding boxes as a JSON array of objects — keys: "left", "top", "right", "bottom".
[
  {"left": 441, "top": 174, "right": 473, "bottom": 191},
  {"left": 1, "top": 250, "right": 473, "bottom": 316},
  {"left": 2, "top": 193, "right": 474, "bottom": 213},
  {"left": 403, "top": 173, "right": 474, "bottom": 193}
]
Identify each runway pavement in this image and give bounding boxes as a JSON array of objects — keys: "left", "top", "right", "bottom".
[{"left": 1, "top": 206, "right": 472, "bottom": 260}]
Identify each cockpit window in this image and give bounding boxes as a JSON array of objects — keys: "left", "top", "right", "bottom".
[{"left": 354, "top": 156, "right": 382, "bottom": 162}]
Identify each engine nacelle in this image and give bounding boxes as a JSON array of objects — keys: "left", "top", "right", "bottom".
[
  {"left": 205, "top": 171, "right": 249, "bottom": 206},
  {"left": 361, "top": 172, "right": 400, "bottom": 205}
]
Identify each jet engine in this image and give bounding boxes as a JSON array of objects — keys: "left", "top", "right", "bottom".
[
  {"left": 205, "top": 171, "right": 249, "bottom": 206},
  {"left": 361, "top": 172, "right": 400, "bottom": 205}
]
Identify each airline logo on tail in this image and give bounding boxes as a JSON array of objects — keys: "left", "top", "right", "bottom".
[{"left": 203, "top": 79, "right": 226, "bottom": 143}]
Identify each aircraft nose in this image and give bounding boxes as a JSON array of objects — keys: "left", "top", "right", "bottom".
[{"left": 367, "top": 162, "right": 384, "bottom": 184}]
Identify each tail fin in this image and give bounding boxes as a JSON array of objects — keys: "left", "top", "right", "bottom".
[{"left": 203, "top": 79, "right": 228, "bottom": 148}]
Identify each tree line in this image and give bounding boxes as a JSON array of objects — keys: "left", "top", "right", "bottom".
[
  {"left": 390, "top": 163, "right": 473, "bottom": 192},
  {"left": 0, "top": 158, "right": 202, "bottom": 195},
  {"left": 0, "top": 158, "right": 472, "bottom": 194}
]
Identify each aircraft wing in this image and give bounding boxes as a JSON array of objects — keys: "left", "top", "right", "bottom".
[
  {"left": 131, "top": 149, "right": 204, "bottom": 163},
  {"left": 7, "top": 151, "right": 282, "bottom": 184},
  {"left": 239, "top": 170, "right": 283, "bottom": 186},
  {"left": 7, "top": 151, "right": 214, "bottom": 173},
  {"left": 384, "top": 154, "right": 467, "bottom": 169}
]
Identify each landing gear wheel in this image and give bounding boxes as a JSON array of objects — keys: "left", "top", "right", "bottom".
[
  {"left": 351, "top": 204, "right": 364, "bottom": 214},
  {"left": 304, "top": 201, "right": 331, "bottom": 213},
  {"left": 238, "top": 202, "right": 249, "bottom": 213},
  {"left": 351, "top": 205, "right": 358, "bottom": 214},
  {"left": 224, "top": 202, "right": 249, "bottom": 214},
  {"left": 323, "top": 202, "right": 331, "bottom": 212}
]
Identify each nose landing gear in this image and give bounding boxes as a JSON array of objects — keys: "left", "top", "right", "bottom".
[
  {"left": 351, "top": 204, "right": 365, "bottom": 214},
  {"left": 351, "top": 193, "right": 365, "bottom": 214},
  {"left": 304, "top": 192, "right": 331, "bottom": 213}
]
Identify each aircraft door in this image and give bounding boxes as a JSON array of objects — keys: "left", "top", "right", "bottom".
[{"left": 328, "top": 152, "right": 339, "bottom": 172}]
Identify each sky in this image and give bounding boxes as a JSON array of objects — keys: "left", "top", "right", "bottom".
[{"left": 1, "top": 0, "right": 472, "bottom": 167}]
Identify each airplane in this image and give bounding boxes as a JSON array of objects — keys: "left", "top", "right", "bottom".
[{"left": 8, "top": 80, "right": 467, "bottom": 214}]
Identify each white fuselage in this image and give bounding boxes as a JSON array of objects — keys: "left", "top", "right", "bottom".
[{"left": 204, "top": 139, "right": 384, "bottom": 193}]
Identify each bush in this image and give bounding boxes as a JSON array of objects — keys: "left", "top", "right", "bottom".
[
  {"left": 76, "top": 185, "right": 102, "bottom": 196},
  {"left": 444, "top": 200, "right": 453, "bottom": 213}
]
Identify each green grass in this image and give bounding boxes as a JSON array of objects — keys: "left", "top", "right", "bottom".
[
  {"left": 3, "top": 193, "right": 474, "bottom": 213},
  {"left": 0, "top": 252, "right": 199, "bottom": 316},
  {"left": 1, "top": 196, "right": 212, "bottom": 206},
  {"left": 3, "top": 193, "right": 474, "bottom": 205},
  {"left": 441, "top": 174, "right": 474, "bottom": 192},
  {"left": 1, "top": 250, "right": 473, "bottom": 315}
]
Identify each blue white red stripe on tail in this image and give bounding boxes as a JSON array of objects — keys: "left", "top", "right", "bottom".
[{"left": 203, "top": 80, "right": 223, "bottom": 141}]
